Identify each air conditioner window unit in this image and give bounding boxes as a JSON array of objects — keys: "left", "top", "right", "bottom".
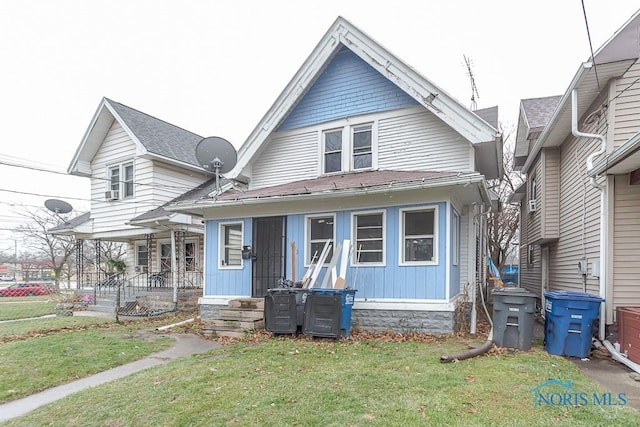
[
  {"left": 135, "top": 265, "right": 148, "bottom": 273},
  {"left": 528, "top": 199, "right": 538, "bottom": 213},
  {"left": 105, "top": 190, "right": 119, "bottom": 201}
]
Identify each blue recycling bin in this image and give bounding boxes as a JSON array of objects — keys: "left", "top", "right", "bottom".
[
  {"left": 544, "top": 291, "right": 604, "bottom": 358},
  {"left": 302, "top": 289, "right": 356, "bottom": 338}
]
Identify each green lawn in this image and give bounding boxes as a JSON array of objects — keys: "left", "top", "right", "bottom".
[
  {"left": 0, "top": 301, "right": 58, "bottom": 321},
  {"left": 3, "top": 333, "right": 639, "bottom": 426},
  {"left": 0, "top": 320, "right": 174, "bottom": 404},
  {"left": 0, "top": 315, "right": 113, "bottom": 340}
]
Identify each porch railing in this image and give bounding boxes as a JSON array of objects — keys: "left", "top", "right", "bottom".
[{"left": 81, "top": 270, "right": 203, "bottom": 298}]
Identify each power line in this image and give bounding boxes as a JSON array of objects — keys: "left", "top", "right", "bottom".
[
  {"left": 0, "top": 158, "right": 207, "bottom": 193},
  {"left": 581, "top": 0, "right": 601, "bottom": 91}
]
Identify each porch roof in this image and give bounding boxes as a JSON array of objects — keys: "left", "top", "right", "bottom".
[{"left": 167, "top": 169, "right": 491, "bottom": 212}]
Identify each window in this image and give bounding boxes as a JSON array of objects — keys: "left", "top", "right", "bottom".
[
  {"left": 107, "top": 161, "right": 134, "bottom": 199},
  {"left": 306, "top": 214, "right": 335, "bottom": 264},
  {"left": 452, "top": 211, "right": 460, "bottom": 266},
  {"left": 185, "top": 241, "right": 196, "bottom": 271},
  {"left": 220, "top": 222, "right": 243, "bottom": 268},
  {"left": 352, "top": 125, "right": 372, "bottom": 170},
  {"left": 160, "top": 243, "right": 171, "bottom": 271},
  {"left": 136, "top": 244, "right": 148, "bottom": 268},
  {"left": 321, "top": 122, "right": 375, "bottom": 174},
  {"left": 528, "top": 244, "right": 535, "bottom": 266},
  {"left": 323, "top": 130, "right": 343, "bottom": 173},
  {"left": 400, "top": 207, "right": 437, "bottom": 264},
  {"left": 352, "top": 211, "right": 384, "bottom": 264}
]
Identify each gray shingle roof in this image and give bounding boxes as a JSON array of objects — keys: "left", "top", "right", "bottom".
[
  {"left": 214, "top": 170, "right": 462, "bottom": 202},
  {"left": 106, "top": 99, "right": 204, "bottom": 167},
  {"left": 521, "top": 96, "right": 562, "bottom": 131},
  {"left": 48, "top": 212, "right": 91, "bottom": 232},
  {"left": 474, "top": 106, "right": 499, "bottom": 128},
  {"left": 129, "top": 177, "right": 228, "bottom": 223}
]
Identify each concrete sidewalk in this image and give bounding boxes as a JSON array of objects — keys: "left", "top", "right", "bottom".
[{"left": 0, "top": 333, "right": 219, "bottom": 422}]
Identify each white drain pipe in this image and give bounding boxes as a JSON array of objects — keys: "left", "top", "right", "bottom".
[{"left": 571, "top": 89, "right": 607, "bottom": 341}]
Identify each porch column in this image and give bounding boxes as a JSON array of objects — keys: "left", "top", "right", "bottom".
[
  {"left": 75, "top": 239, "right": 84, "bottom": 289},
  {"left": 171, "top": 229, "right": 178, "bottom": 307}
]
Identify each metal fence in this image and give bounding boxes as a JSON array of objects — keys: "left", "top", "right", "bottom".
[{"left": 0, "top": 274, "right": 201, "bottom": 328}]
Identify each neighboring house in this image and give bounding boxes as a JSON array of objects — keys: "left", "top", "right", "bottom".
[
  {"left": 169, "top": 17, "right": 503, "bottom": 333},
  {"left": 50, "top": 98, "right": 216, "bottom": 290},
  {"left": 513, "top": 9, "right": 640, "bottom": 338}
]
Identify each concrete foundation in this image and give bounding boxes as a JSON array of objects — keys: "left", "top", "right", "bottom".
[{"left": 351, "top": 309, "right": 455, "bottom": 334}]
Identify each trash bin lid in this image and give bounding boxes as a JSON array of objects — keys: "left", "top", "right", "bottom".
[
  {"left": 544, "top": 291, "right": 604, "bottom": 302},
  {"left": 492, "top": 286, "right": 534, "bottom": 296}
]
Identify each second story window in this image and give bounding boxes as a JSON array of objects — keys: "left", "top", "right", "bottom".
[
  {"left": 321, "top": 122, "right": 376, "bottom": 174},
  {"left": 107, "top": 161, "right": 134, "bottom": 200},
  {"left": 352, "top": 124, "right": 372, "bottom": 170},
  {"left": 324, "top": 130, "right": 343, "bottom": 173}
]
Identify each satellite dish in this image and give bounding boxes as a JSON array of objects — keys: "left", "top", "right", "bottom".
[
  {"left": 195, "top": 137, "right": 237, "bottom": 195},
  {"left": 45, "top": 199, "right": 73, "bottom": 214}
]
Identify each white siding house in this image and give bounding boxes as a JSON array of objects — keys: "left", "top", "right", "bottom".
[{"left": 514, "top": 9, "right": 640, "bottom": 337}]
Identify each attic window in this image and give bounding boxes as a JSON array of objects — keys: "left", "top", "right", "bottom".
[{"left": 321, "top": 122, "right": 376, "bottom": 174}]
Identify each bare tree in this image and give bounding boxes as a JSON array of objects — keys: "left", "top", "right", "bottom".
[
  {"left": 487, "top": 125, "right": 523, "bottom": 272},
  {"left": 16, "top": 207, "right": 77, "bottom": 286}
]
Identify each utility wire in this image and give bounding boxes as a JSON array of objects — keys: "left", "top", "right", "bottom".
[
  {"left": 0, "top": 158, "right": 208, "bottom": 192},
  {"left": 581, "top": 0, "right": 601, "bottom": 91}
]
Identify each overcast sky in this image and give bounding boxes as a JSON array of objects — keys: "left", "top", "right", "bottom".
[{"left": 0, "top": 0, "right": 638, "bottom": 251}]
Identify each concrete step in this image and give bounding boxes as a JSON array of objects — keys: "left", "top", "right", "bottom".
[
  {"left": 208, "top": 319, "right": 265, "bottom": 330},
  {"left": 218, "top": 308, "right": 264, "bottom": 320},
  {"left": 228, "top": 298, "right": 264, "bottom": 310}
]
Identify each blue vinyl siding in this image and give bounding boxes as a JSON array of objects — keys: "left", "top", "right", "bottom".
[
  {"left": 204, "top": 203, "right": 452, "bottom": 300},
  {"left": 204, "top": 219, "right": 252, "bottom": 296},
  {"left": 277, "top": 47, "right": 419, "bottom": 131},
  {"left": 449, "top": 209, "right": 461, "bottom": 298}
]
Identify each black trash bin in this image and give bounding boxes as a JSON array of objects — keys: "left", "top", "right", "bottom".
[
  {"left": 302, "top": 288, "right": 356, "bottom": 338},
  {"left": 264, "top": 288, "right": 309, "bottom": 334},
  {"left": 492, "top": 287, "right": 537, "bottom": 350}
]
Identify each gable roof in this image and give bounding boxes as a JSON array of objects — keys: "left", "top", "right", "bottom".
[
  {"left": 68, "top": 98, "right": 206, "bottom": 176},
  {"left": 229, "top": 16, "right": 501, "bottom": 180},
  {"left": 514, "top": 96, "right": 562, "bottom": 165},
  {"left": 520, "top": 9, "right": 640, "bottom": 174}
]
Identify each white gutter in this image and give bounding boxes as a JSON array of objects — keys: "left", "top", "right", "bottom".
[
  {"left": 571, "top": 89, "right": 607, "bottom": 341},
  {"left": 589, "top": 131, "right": 640, "bottom": 177}
]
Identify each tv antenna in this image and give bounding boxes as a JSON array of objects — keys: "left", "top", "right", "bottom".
[
  {"left": 464, "top": 54, "right": 479, "bottom": 110},
  {"left": 195, "top": 136, "right": 237, "bottom": 195},
  {"left": 44, "top": 199, "right": 73, "bottom": 222}
]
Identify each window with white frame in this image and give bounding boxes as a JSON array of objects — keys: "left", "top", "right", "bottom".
[
  {"left": 323, "top": 129, "right": 343, "bottom": 173},
  {"left": 352, "top": 124, "right": 372, "bottom": 170},
  {"left": 528, "top": 244, "right": 535, "bottom": 266},
  {"left": 220, "top": 222, "right": 243, "bottom": 268},
  {"left": 160, "top": 243, "right": 171, "bottom": 271},
  {"left": 306, "top": 215, "right": 335, "bottom": 264},
  {"left": 453, "top": 211, "right": 460, "bottom": 266},
  {"left": 352, "top": 211, "right": 384, "bottom": 264},
  {"left": 321, "top": 123, "right": 375, "bottom": 174},
  {"left": 136, "top": 244, "right": 148, "bottom": 269},
  {"left": 400, "top": 207, "right": 437, "bottom": 264},
  {"left": 107, "top": 161, "right": 134, "bottom": 199},
  {"left": 185, "top": 241, "right": 196, "bottom": 271}
]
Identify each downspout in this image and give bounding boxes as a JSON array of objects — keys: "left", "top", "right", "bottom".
[
  {"left": 571, "top": 89, "right": 607, "bottom": 340},
  {"left": 470, "top": 202, "right": 492, "bottom": 334}
]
